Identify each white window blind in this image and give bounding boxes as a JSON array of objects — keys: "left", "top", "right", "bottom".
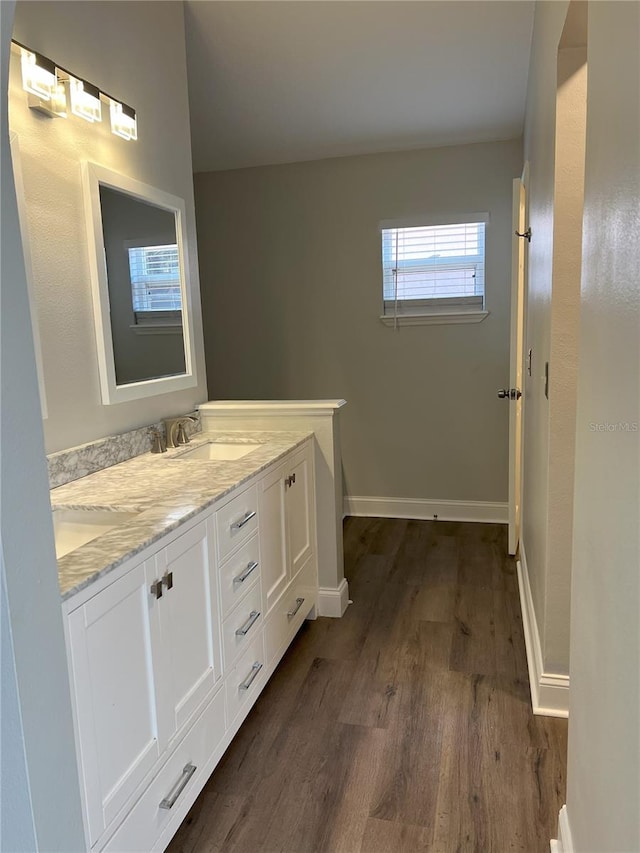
[
  {"left": 128, "top": 244, "right": 182, "bottom": 316},
  {"left": 381, "top": 219, "right": 486, "bottom": 319}
]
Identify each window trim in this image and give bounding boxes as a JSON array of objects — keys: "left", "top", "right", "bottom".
[
  {"left": 129, "top": 309, "right": 183, "bottom": 335},
  {"left": 379, "top": 213, "right": 490, "bottom": 327}
]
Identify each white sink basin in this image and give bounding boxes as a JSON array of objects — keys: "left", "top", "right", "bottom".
[
  {"left": 53, "top": 508, "right": 139, "bottom": 559},
  {"left": 177, "top": 441, "right": 262, "bottom": 462}
]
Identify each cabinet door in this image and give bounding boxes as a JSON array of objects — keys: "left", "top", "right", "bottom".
[
  {"left": 156, "top": 517, "right": 222, "bottom": 741},
  {"left": 66, "top": 560, "right": 164, "bottom": 846},
  {"left": 285, "top": 446, "right": 314, "bottom": 578},
  {"left": 259, "top": 461, "right": 288, "bottom": 612}
]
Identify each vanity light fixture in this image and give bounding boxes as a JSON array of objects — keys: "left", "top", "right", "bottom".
[
  {"left": 69, "top": 76, "right": 102, "bottom": 123},
  {"left": 109, "top": 99, "right": 137, "bottom": 141},
  {"left": 12, "top": 40, "right": 137, "bottom": 140}
]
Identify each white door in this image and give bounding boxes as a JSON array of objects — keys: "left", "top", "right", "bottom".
[
  {"left": 156, "top": 517, "right": 222, "bottom": 740},
  {"left": 259, "top": 461, "right": 288, "bottom": 612},
  {"left": 506, "top": 174, "right": 527, "bottom": 555},
  {"left": 285, "top": 446, "right": 313, "bottom": 578},
  {"left": 66, "top": 560, "right": 164, "bottom": 845}
]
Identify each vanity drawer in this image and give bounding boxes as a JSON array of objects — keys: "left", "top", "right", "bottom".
[
  {"left": 219, "top": 533, "right": 260, "bottom": 618},
  {"left": 264, "top": 558, "right": 317, "bottom": 668},
  {"left": 216, "top": 485, "right": 259, "bottom": 562},
  {"left": 100, "top": 686, "right": 225, "bottom": 853},
  {"left": 225, "top": 633, "right": 266, "bottom": 726},
  {"left": 222, "top": 582, "right": 263, "bottom": 671}
]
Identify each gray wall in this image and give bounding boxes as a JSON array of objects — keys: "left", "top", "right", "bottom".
[
  {"left": 9, "top": 1, "right": 207, "bottom": 454},
  {"left": 1, "top": 2, "right": 85, "bottom": 848},
  {"left": 195, "top": 139, "right": 523, "bottom": 504},
  {"left": 521, "top": 0, "right": 587, "bottom": 682},
  {"left": 567, "top": 1, "right": 639, "bottom": 848}
]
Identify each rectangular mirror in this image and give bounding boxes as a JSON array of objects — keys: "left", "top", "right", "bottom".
[{"left": 82, "top": 162, "right": 198, "bottom": 404}]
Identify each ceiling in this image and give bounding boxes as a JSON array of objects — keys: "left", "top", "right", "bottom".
[{"left": 184, "top": 1, "right": 535, "bottom": 173}]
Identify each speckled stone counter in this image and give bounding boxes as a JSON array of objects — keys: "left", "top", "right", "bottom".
[{"left": 52, "top": 430, "right": 312, "bottom": 601}]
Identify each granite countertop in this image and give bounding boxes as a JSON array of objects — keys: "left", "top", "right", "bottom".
[{"left": 52, "top": 430, "right": 312, "bottom": 601}]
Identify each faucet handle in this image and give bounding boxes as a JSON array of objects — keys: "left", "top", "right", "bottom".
[
  {"left": 149, "top": 427, "right": 167, "bottom": 454},
  {"left": 176, "top": 422, "right": 189, "bottom": 445}
]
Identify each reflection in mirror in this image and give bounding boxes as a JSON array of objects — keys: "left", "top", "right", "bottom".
[
  {"left": 99, "top": 187, "right": 186, "bottom": 384},
  {"left": 82, "top": 163, "right": 198, "bottom": 404}
]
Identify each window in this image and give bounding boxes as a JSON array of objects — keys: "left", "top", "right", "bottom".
[
  {"left": 380, "top": 215, "right": 489, "bottom": 326},
  {"left": 127, "top": 243, "right": 182, "bottom": 326}
]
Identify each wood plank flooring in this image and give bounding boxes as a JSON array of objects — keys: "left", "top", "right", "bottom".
[{"left": 167, "top": 518, "right": 567, "bottom": 853}]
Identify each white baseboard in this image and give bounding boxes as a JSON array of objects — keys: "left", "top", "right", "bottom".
[
  {"left": 517, "top": 543, "right": 569, "bottom": 718},
  {"left": 317, "top": 578, "right": 350, "bottom": 617},
  {"left": 551, "top": 805, "right": 574, "bottom": 853},
  {"left": 344, "top": 496, "right": 508, "bottom": 524}
]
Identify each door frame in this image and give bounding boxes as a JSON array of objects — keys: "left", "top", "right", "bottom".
[{"left": 508, "top": 164, "right": 529, "bottom": 555}]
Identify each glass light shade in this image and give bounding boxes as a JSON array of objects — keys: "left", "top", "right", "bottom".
[
  {"left": 110, "top": 100, "right": 137, "bottom": 141},
  {"left": 69, "top": 77, "right": 102, "bottom": 123},
  {"left": 21, "top": 49, "right": 56, "bottom": 100}
]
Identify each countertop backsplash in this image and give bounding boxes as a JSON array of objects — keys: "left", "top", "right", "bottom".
[{"left": 47, "top": 412, "right": 201, "bottom": 489}]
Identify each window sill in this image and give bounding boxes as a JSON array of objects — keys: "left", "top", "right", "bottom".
[
  {"left": 379, "top": 310, "right": 489, "bottom": 327},
  {"left": 129, "top": 324, "right": 183, "bottom": 336}
]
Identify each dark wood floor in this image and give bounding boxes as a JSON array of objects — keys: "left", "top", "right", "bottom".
[{"left": 168, "top": 518, "right": 567, "bottom": 853}]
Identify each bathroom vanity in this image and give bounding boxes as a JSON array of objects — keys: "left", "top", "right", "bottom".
[{"left": 53, "top": 431, "right": 318, "bottom": 852}]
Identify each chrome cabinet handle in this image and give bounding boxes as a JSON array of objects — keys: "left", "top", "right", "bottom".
[
  {"left": 287, "top": 597, "right": 305, "bottom": 619},
  {"left": 235, "top": 610, "right": 260, "bottom": 636},
  {"left": 231, "top": 510, "right": 256, "bottom": 530},
  {"left": 162, "top": 571, "right": 173, "bottom": 590},
  {"left": 234, "top": 560, "right": 259, "bottom": 584},
  {"left": 150, "top": 580, "right": 163, "bottom": 600},
  {"left": 239, "top": 662, "right": 263, "bottom": 691},
  {"left": 159, "top": 763, "right": 197, "bottom": 810}
]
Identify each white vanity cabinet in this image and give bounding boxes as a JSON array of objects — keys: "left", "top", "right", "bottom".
[
  {"left": 63, "top": 438, "right": 318, "bottom": 852},
  {"left": 66, "top": 517, "right": 222, "bottom": 849}
]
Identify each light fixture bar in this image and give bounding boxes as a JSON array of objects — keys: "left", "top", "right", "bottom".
[{"left": 11, "top": 40, "right": 137, "bottom": 139}]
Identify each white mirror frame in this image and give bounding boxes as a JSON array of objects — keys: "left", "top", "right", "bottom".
[{"left": 81, "top": 161, "right": 198, "bottom": 405}]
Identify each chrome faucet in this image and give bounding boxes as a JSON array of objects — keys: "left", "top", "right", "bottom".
[{"left": 163, "top": 415, "right": 198, "bottom": 449}]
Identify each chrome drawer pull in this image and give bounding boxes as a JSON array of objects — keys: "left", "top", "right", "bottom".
[
  {"left": 287, "top": 597, "right": 305, "bottom": 619},
  {"left": 234, "top": 560, "right": 259, "bottom": 584},
  {"left": 159, "top": 763, "right": 197, "bottom": 810},
  {"left": 231, "top": 510, "right": 256, "bottom": 530},
  {"left": 235, "top": 610, "right": 260, "bottom": 636},
  {"left": 239, "top": 661, "right": 263, "bottom": 691}
]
